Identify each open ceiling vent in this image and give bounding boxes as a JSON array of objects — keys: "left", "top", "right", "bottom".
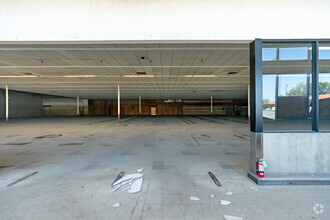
[
  {"left": 227, "top": 71, "right": 238, "bottom": 75},
  {"left": 136, "top": 71, "right": 146, "bottom": 75}
]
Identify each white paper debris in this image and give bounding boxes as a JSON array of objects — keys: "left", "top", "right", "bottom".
[
  {"left": 190, "top": 197, "right": 200, "bottom": 201},
  {"left": 112, "top": 202, "right": 121, "bottom": 208},
  {"left": 111, "top": 185, "right": 121, "bottom": 192},
  {"left": 209, "top": 194, "right": 215, "bottom": 198},
  {"left": 113, "top": 173, "right": 143, "bottom": 186},
  {"left": 225, "top": 191, "right": 233, "bottom": 196},
  {"left": 224, "top": 215, "right": 243, "bottom": 220},
  {"left": 121, "top": 186, "right": 131, "bottom": 191},
  {"left": 137, "top": 168, "right": 144, "bottom": 173},
  {"left": 248, "top": 186, "right": 258, "bottom": 191},
  {"left": 220, "top": 200, "right": 231, "bottom": 206},
  {"left": 111, "top": 180, "right": 131, "bottom": 191},
  {"left": 128, "top": 178, "right": 143, "bottom": 194}
]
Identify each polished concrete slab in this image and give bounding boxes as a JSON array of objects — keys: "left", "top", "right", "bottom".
[{"left": 0, "top": 116, "right": 329, "bottom": 219}]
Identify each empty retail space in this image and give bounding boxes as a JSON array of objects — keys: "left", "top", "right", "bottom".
[
  {"left": 0, "top": 41, "right": 329, "bottom": 219},
  {"left": 1, "top": 1, "right": 330, "bottom": 218}
]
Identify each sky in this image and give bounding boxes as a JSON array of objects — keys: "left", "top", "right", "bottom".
[{"left": 262, "top": 46, "right": 330, "bottom": 101}]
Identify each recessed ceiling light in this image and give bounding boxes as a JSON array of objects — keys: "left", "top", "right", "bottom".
[
  {"left": 122, "top": 75, "right": 155, "bottom": 78},
  {"left": 64, "top": 75, "right": 96, "bottom": 78},
  {"left": 183, "top": 75, "right": 216, "bottom": 78},
  {"left": 0, "top": 75, "right": 38, "bottom": 78}
]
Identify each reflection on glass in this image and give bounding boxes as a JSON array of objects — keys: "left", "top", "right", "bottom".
[
  {"left": 319, "top": 44, "right": 330, "bottom": 130},
  {"left": 262, "top": 43, "right": 312, "bottom": 131},
  {"left": 279, "top": 47, "right": 308, "bottom": 60},
  {"left": 262, "top": 48, "right": 277, "bottom": 61},
  {"left": 262, "top": 75, "right": 276, "bottom": 120},
  {"left": 319, "top": 47, "right": 330, "bottom": 60}
]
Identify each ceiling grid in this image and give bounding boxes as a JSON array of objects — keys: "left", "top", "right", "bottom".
[{"left": 0, "top": 43, "right": 250, "bottom": 99}]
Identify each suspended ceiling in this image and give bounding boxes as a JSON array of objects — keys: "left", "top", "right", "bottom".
[{"left": 0, "top": 42, "right": 250, "bottom": 100}]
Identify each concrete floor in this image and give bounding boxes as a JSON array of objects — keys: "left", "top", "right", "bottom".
[{"left": 0, "top": 116, "right": 329, "bottom": 220}]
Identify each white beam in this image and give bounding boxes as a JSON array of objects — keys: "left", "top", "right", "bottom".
[
  {"left": 118, "top": 84, "right": 120, "bottom": 123},
  {"left": 5, "top": 84, "right": 9, "bottom": 123}
]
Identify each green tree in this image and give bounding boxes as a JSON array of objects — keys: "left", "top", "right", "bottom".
[
  {"left": 319, "top": 81, "right": 330, "bottom": 94},
  {"left": 286, "top": 81, "right": 330, "bottom": 96},
  {"left": 263, "top": 98, "right": 270, "bottom": 110},
  {"left": 286, "top": 82, "right": 307, "bottom": 96}
]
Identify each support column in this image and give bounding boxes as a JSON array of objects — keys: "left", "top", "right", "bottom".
[
  {"left": 5, "top": 84, "right": 9, "bottom": 123},
  {"left": 77, "top": 96, "right": 80, "bottom": 116},
  {"left": 275, "top": 74, "right": 279, "bottom": 120},
  {"left": 139, "top": 96, "right": 141, "bottom": 115},
  {"left": 210, "top": 96, "right": 213, "bottom": 115},
  {"left": 250, "top": 39, "right": 263, "bottom": 132},
  {"left": 118, "top": 85, "right": 120, "bottom": 124},
  {"left": 248, "top": 84, "right": 250, "bottom": 123},
  {"left": 312, "top": 41, "right": 319, "bottom": 131}
]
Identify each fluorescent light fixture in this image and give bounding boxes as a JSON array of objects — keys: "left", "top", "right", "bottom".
[
  {"left": 183, "top": 75, "right": 216, "bottom": 78},
  {"left": 0, "top": 75, "right": 37, "bottom": 78},
  {"left": 64, "top": 75, "right": 96, "bottom": 78},
  {"left": 122, "top": 75, "right": 155, "bottom": 78}
]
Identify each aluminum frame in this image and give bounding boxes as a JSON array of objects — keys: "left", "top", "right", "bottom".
[{"left": 250, "top": 38, "right": 330, "bottom": 133}]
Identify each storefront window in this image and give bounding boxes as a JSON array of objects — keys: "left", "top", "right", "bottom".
[
  {"left": 262, "top": 43, "right": 312, "bottom": 131},
  {"left": 319, "top": 43, "right": 330, "bottom": 131}
]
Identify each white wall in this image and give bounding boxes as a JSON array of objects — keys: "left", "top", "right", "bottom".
[
  {"left": 263, "top": 133, "right": 330, "bottom": 175},
  {"left": 1, "top": 0, "right": 330, "bottom": 41}
]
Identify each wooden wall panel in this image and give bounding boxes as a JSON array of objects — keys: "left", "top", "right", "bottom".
[
  {"left": 110, "top": 99, "right": 247, "bottom": 116},
  {"left": 88, "top": 100, "right": 110, "bottom": 116}
]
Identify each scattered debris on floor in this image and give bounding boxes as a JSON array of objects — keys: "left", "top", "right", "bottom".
[
  {"left": 111, "top": 185, "right": 120, "bottom": 192},
  {"left": 220, "top": 200, "right": 231, "bottom": 206},
  {"left": 137, "top": 168, "right": 144, "bottom": 172},
  {"left": 225, "top": 191, "right": 233, "bottom": 196},
  {"left": 209, "top": 194, "right": 215, "bottom": 198},
  {"left": 111, "top": 171, "right": 125, "bottom": 187},
  {"left": 190, "top": 196, "right": 200, "bottom": 201},
  {"left": 121, "top": 187, "right": 130, "bottom": 191},
  {"left": 248, "top": 186, "right": 258, "bottom": 191},
  {"left": 59, "top": 142, "right": 85, "bottom": 146},
  {"left": 111, "top": 172, "right": 144, "bottom": 194},
  {"left": 128, "top": 177, "right": 143, "bottom": 193},
  {"left": 112, "top": 202, "right": 121, "bottom": 208},
  {"left": 0, "top": 165, "right": 14, "bottom": 169},
  {"left": 113, "top": 173, "right": 143, "bottom": 186},
  {"left": 208, "top": 171, "right": 221, "bottom": 186},
  {"left": 224, "top": 215, "right": 243, "bottom": 220},
  {"left": 35, "top": 134, "right": 62, "bottom": 139},
  {"left": 3, "top": 142, "right": 32, "bottom": 146},
  {"left": 7, "top": 171, "right": 38, "bottom": 187}
]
